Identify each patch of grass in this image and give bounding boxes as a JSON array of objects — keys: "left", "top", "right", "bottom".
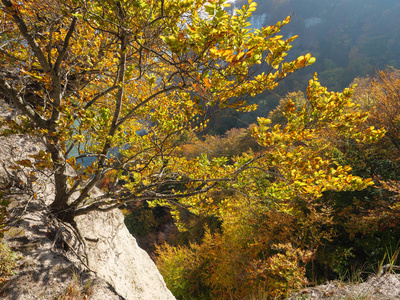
[
  {"left": 337, "top": 262, "right": 369, "bottom": 284},
  {"left": 0, "top": 190, "right": 10, "bottom": 240},
  {"left": 56, "top": 269, "right": 93, "bottom": 300},
  {"left": 0, "top": 242, "right": 18, "bottom": 287},
  {"left": 376, "top": 241, "right": 400, "bottom": 276},
  {"left": 342, "top": 295, "right": 368, "bottom": 300}
]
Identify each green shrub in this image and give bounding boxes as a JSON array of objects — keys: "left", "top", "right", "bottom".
[{"left": 155, "top": 242, "right": 214, "bottom": 300}]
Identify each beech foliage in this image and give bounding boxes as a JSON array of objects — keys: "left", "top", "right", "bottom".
[
  {"left": 0, "top": 0, "right": 317, "bottom": 219},
  {"left": 154, "top": 69, "right": 400, "bottom": 298},
  {"left": 156, "top": 73, "right": 385, "bottom": 298}
]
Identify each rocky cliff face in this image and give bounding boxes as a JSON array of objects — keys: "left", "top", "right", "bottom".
[
  {"left": 0, "top": 100, "right": 175, "bottom": 299},
  {"left": 75, "top": 208, "right": 176, "bottom": 300}
]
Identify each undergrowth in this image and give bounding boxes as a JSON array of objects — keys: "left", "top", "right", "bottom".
[
  {"left": 0, "top": 190, "right": 17, "bottom": 288},
  {"left": 0, "top": 242, "right": 18, "bottom": 288},
  {"left": 56, "top": 269, "right": 93, "bottom": 300}
]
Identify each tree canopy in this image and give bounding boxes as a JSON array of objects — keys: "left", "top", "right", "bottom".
[
  {"left": 0, "top": 0, "right": 319, "bottom": 219},
  {"left": 0, "top": 0, "right": 383, "bottom": 245}
]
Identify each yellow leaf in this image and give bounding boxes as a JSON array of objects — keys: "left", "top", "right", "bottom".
[{"left": 204, "top": 77, "right": 212, "bottom": 88}]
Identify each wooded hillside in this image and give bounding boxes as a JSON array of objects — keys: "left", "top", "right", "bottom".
[{"left": 1, "top": 0, "right": 399, "bottom": 299}]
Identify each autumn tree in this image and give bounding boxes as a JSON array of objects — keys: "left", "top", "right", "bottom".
[
  {"left": 361, "top": 69, "right": 400, "bottom": 153},
  {"left": 0, "top": 0, "right": 317, "bottom": 220},
  {"left": 267, "top": 90, "right": 307, "bottom": 126},
  {"left": 315, "top": 69, "right": 400, "bottom": 276},
  {"left": 156, "top": 75, "right": 385, "bottom": 298}
]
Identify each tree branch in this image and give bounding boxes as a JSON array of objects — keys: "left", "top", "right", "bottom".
[
  {"left": 0, "top": 78, "right": 48, "bottom": 128},
  {"left": 2, "top": 0, "right": 51, "bottom": 72},
  {"left": 71, "top": 32, "right": 129, "bottom": 208},
  {"left": 54, "top": 17, "right": 78, "bottom": 73},
  {"left": 116, "top": 84, "right": 185, "bottom": 126}
]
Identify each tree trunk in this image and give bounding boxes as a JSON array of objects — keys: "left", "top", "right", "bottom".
[{"left": 47, "top": 141, "right": 74, "bottom": 221}]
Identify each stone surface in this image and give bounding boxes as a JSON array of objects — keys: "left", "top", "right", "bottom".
[
  {"left": 75, "top": 209, "right": 175, "bottom": 300},
  {"left": 287, "top": 273, "right": 400, "bottom": 300},
  {"left": 1, "top": 196, "right": 123, "bottom": 300}
]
